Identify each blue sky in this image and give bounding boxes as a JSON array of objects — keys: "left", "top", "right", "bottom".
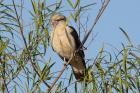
[{"left": 4, "top": 0, "right": 140, "bottom": 92}]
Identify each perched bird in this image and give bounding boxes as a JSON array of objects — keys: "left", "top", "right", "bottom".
[{"left": 50, "top": 14, "right": 86, "bottom": 81}]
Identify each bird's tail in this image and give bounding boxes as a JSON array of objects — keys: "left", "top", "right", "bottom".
[
  {"left": 70, "top": 57, "right": 88, "bottom": 81},
  {"left": 71, "top": 56, "right": 93, "bottom": 82},
  {"left": 72, "top": 66, "right": 92, "bottom": 82},
  {"left": 72, "top": 67, "right": 86, "bottom": 81}
]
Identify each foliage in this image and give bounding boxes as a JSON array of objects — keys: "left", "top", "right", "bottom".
[{"left": 0, "top": 0, "right": 140, "bottom": 93}]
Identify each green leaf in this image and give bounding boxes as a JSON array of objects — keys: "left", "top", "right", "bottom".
[
  {"left": 74, "top": 8, "right": 81, "bottom": 22},
  {"left": 96, "top": 46, "right": 105, "bottom": 82},
  {"left": 136, "top": 77, "right": 140, "bottom": 92},
  {"left": 67, "top": 0, "right": 74, "bottom": 8},
  {"left": 68, "top": 72, "right": 73, "bottom": 85},
  {"left": 74, "top": 0, "right": 80, "bottom": 9},
  {"left": 0, "top": 39, "right": 9, "bottom": 53},
  {"left": 91, "top": 72, "right": 97, "bottom": 93},
  {"left": 119, "top": 67, "right": 123, "bottom": 93},
  {"left": 31, "top": 0, "right": 38, "bottom": 15},
  {"left": 75, "top": 82, "right": 77, "bottom": 93},
  {"left": 123, "top": 48, "right": 128, "bottom": 93},
  {"left": 44, "top": 28, "right": 49, "bottom": 37},
  {"left": 67, "top": 0, "right": 80, "bottom": 9},
  {"left": 14, "top": 85, "right": 17, "bottom": 93},
  {"left": 119, "top": 27, "right": 133, "bottom": 47}
]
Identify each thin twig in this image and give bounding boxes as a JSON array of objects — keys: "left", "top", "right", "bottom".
[
  {"left": 47, "top": 54, "right": 74, "bottom": 93},
  {"left": 82, "top": 0, "right": 110, "bottom": 45},
  {"left": 129, "top": 52, "right": 140, "bottom": 60},
  {"left": 12, "top": 0, "right": 27, "bottom": 48}
]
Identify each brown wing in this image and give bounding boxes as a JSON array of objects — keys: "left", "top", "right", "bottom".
[
  {"left": 68, "top": 26, "right": 86, "bottom": 81},
  {"left": 69, "top": 26, "right": 85, "bottom": 58}
]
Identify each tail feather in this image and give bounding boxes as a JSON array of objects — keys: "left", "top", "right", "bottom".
[
  {"left": 72, "top": 67, "right": 85, "bottom": 81},
  {"left": 70, "top": 56, "right": 87, "bottom": 81}
]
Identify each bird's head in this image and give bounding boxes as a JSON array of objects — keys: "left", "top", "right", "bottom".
[{"left": 51, "top": 13, "right": 66, "bottom": 28}]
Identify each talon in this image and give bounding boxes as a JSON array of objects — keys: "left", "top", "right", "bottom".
[{"left": 63, "top": 57, "right": 67, "bottom": 66}]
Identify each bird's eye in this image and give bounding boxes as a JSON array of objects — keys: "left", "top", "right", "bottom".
[{"left": 55, "top": 18, "right": 64, "bottom": 21}]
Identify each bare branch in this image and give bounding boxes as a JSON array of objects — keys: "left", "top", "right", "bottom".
[
  {"left": 82, "top": 0, "right": 110, "bottom": 45},
  {"left": 47, "top": 54, "right": 74, "bottom": 93},
  {"left": 12, "top": 0, "right": 27, "bottom": 48}
]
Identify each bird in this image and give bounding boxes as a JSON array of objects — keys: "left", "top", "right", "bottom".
[{"left": 50, "top": 13, "right": 87, "bottom": 81}]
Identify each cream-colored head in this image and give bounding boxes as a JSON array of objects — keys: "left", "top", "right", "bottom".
[{"left": 51, "top": 14, "right": 66, "bottom": 28}]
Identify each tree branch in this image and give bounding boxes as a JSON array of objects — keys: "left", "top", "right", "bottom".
[
  {"left": 47, "top": 55, "right": 74, "bottom": 93},
  {"left": 82, "top": 0, "right": 110, "bottom": 45}
]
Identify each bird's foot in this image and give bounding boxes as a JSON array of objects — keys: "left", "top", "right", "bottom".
[
  {"left": 63, "top": 58, "right": 67, "bottom": 66},
  {"left": 64, "top": 62, "right": 67, "bottom": 66}
]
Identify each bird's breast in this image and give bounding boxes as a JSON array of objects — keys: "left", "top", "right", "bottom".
[{"left": 51, "top": 27, "right": 76, "bottom": 59}]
